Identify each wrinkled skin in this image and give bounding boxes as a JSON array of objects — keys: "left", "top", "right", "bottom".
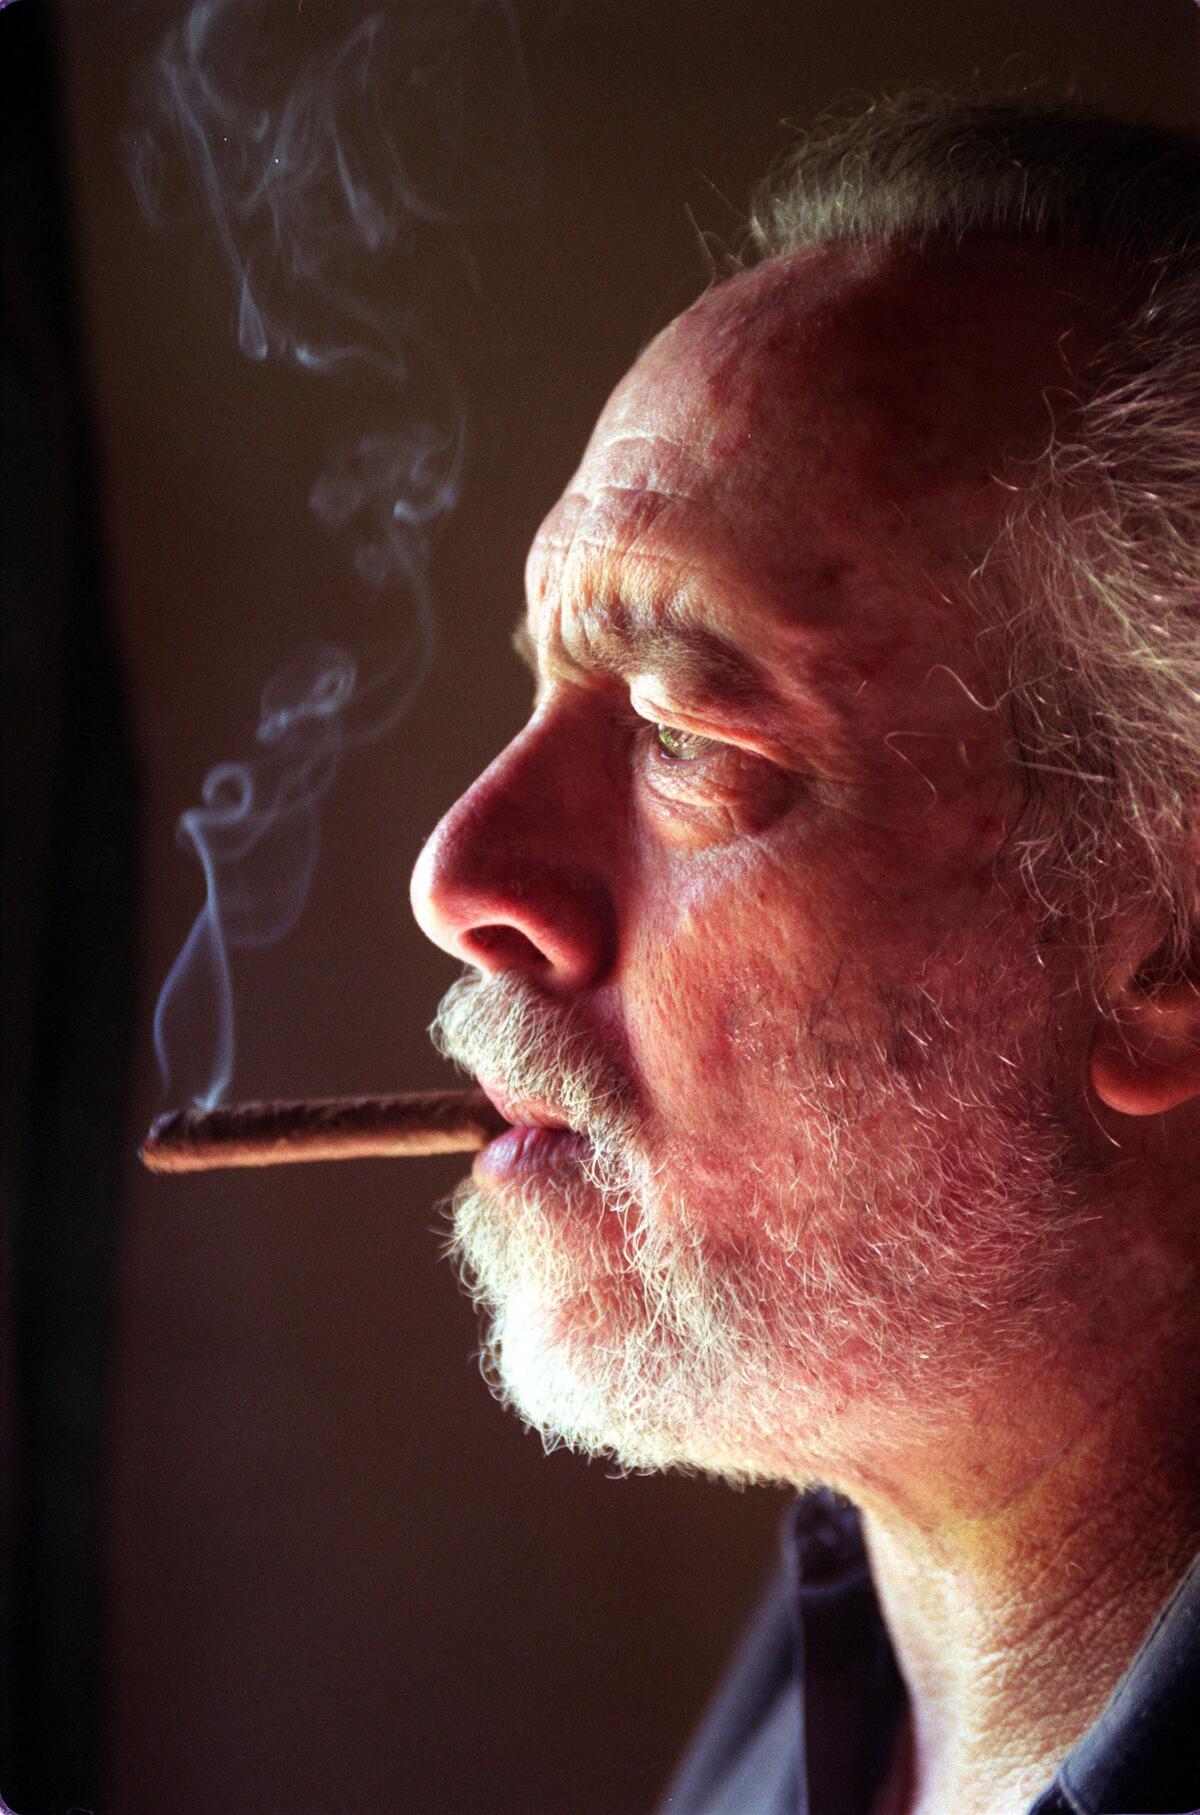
[
  {"left": 414, "top": 242, "right": 1114, "bottom": 1457},
  {"left": 412, "top": 242, "right": 1200, "bottom": 1813}
]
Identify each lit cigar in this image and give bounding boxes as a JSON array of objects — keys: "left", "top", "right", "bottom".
[{"left": 140, "top": 1090, "right": 508, "bottom": 1174}]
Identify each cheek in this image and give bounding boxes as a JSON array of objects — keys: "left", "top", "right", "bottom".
[
  {"left": 617, "top": 763, "right": 1033, "bottom": 1128},
  {"left": 623, "top": 848, "right": 823, "bottom": 1120},
  {"left": 832, "top": 716, "right": 1026, "bottom": 925}
]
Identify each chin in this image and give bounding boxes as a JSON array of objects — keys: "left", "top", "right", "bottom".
[
  {"left": 445, "top": 1173, "right": 862, "bottom": 1484},
  {"left": 481, "top": 1296, "right": 791, "bottom": 1483},
  {"left": 445, "top": 1087, "right": 1091, "bottom": 1485}
]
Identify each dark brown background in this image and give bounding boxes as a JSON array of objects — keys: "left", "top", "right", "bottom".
[{"left": 41, "top": 3, "right": 1199, "bottom": 1811}]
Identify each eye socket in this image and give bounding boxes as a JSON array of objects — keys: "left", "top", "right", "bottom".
[
  {"left": 653, "top": 723, "right": 717, "bottom": 763},
  {"left": 639, "top": 714, "right": 797, "bottom": 839}
]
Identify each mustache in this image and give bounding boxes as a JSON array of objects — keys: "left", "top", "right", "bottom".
[{"left": 429, "top": 973, "right": 640, "bottom": 1143}]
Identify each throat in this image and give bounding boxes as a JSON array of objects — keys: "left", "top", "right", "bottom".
[{"left": 855, "top": 1364, "right": 1200, "bottom": 1815}]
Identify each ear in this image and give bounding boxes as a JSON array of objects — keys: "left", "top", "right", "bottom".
[{"left": 1090, "top": 970, "right": 1200, "bottom": 1118}]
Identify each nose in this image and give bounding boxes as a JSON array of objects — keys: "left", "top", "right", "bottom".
[{"left": 410, "top": 711, "right": 618, "bottom": 992}]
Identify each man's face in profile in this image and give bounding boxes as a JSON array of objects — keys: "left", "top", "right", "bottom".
[{"left": 411, "top": 241, "right": 1118, "bottom": 1486}]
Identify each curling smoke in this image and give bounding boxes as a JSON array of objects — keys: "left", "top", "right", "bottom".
[{"left": 129, "top": 0, "right": 537, "bottom": 1106}]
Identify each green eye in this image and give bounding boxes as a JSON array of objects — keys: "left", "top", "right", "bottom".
[{"left": 654, "top": 723, "right": 711, "bottom": 762}]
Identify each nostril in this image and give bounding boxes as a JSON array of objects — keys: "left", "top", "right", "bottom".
[{"left": 468, "top": 923, "right": 553, "bottom": 973}]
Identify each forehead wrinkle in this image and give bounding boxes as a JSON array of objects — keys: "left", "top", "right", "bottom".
[
  {"left": 518, "top": 533, "right": 865, "bottom": 767},
  {"left": 527, "top": 574, "right": 772, "bottom": 711},
  {"left": 531, "top": 479, "right": 854, "bottom": 658},
  {"left": 530, "top": 482, "right": 751, "bottom": 601},
  {"left": 527, "top": 483, "right": 755, "bottom": 692},
  {"left": 588, "top": 604, "right": 773, "bottom": 709},
  {"left": 525, "top": 494, "right": 854, "bottom": 728},
  {"left": 516, "top": 583, "right": 854, "bottom": 774},
  {"left": 577, "top": 434, "right": 731, "bottom": 524}
]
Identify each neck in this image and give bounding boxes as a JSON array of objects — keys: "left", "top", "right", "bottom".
[
  {"left": 861, "top": 1367, "right": 1200, "bottom": 1815},
  {"left": 816, "top": 1141, "right": 1200, "bottom": 1815}
]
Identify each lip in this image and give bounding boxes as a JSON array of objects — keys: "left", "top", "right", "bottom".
[
  {"left": 473, "top": 1076, "right": 588, "bottom": 1183},
  {"left": 476, "top": 1076, "right": 572, "bottom": 1131}
]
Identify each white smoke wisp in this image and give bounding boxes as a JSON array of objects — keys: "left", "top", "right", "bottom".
[
  {"left": 152, "top": 643, "right": 353, "bottom": 1107},
  {"left": 128, "top": 0, "right": 538, "bottom": 1105}
]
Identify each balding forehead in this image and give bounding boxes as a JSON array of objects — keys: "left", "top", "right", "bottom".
[
  {"left": 616, "top": 238, "right": 1126, "bottom": 494},
  {"left": 601, "top": 251, "right": 858, "bottom": 455},
  {"left": 524, "top": 236, "right": 1129, "bottom": 670},
  {"left": 659, "top": 244, "right": 874, "bottom": 365}
]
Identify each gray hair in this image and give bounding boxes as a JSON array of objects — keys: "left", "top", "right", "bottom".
[{"left": 748, "top": 92, "right": 1200, "bottom": 986}]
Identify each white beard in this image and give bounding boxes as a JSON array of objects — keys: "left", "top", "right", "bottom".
[{"left": 435, "top": 966, "right": 1089, "bottom": 1487}]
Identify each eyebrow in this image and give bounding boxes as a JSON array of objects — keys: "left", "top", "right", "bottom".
[{"left": 511, "top": 605, "right": 774, "bottom": 712}]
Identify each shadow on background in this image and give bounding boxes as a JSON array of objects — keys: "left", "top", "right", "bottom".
[{"left": 2, "top": 5, "right": 138, "bottom": 1810}]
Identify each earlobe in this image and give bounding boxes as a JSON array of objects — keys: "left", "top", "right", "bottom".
[{"left": 1089, "top": 977, "right": 1200, "bottom": 1117}]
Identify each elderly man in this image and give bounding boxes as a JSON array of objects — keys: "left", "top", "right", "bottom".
[{"left": 410, "top": 96, "right": 1200, "bottom": 1815}]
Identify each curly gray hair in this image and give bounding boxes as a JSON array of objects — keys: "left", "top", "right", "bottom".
[{"left": 748, "top": 92, "right": 1200, "bottom": 988}]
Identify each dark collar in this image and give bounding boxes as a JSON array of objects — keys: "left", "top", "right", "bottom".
[{"left": 784, "top": 1489, "right": 904, "bottom": 1815}]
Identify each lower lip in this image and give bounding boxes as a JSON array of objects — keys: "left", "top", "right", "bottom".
[{"left": 473, "top": 1124, "right": 589, "bottom": 1183}]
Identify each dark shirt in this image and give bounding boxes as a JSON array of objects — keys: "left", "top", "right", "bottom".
[{"left": 660, "top": 1489, "right": 1200, "bottom": 1815}]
